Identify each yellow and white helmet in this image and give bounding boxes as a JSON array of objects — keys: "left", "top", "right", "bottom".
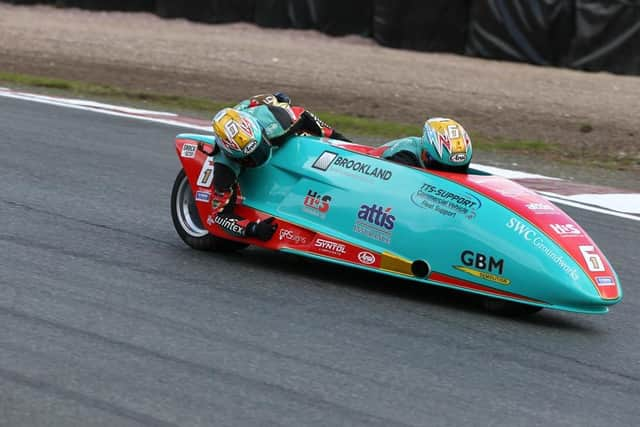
[
  {"left": 212, "top": 108, "right": 271, "bottom": 167},
  {"left": 421, "top": 118, "right": 473, "bottom": 169}
]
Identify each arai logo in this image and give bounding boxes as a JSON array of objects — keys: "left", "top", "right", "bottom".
[
  {"left": 242, "top": 139, "right": 258, "bottom": 154},
  {"left": 357, "top": 251, "right": 375, "bottom": 265},
  {"left": 449, "top": 153, "right": 466, "bottom": 163}
]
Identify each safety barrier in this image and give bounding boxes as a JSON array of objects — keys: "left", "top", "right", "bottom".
[{"left": 3, "top": 0, "right": 638, "bottom": 75}]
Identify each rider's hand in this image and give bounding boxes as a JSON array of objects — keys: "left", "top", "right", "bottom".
[
  {"left": 247, "top": 217, "right": 278, "bottom": 241},
  {"left": 211, "top": 188, "right": 233, "bottom": 214}
]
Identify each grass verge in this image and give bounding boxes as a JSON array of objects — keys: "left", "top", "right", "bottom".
[
  {"left": 0, "top": 71, "right": 230, "bottom": 113},
  {"left": 0, "top": 71, "right": 563, "bottom": 152}
]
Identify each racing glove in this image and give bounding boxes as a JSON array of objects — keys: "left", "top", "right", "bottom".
[{"left": 246, "top": 217, "right": 278, "bottom": 241}]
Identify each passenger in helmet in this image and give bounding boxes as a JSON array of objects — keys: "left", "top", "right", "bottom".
[
  {"left": 209, "top": 93, "right": 349, "bottom": 241},
  {"left": 378, "top": 118, "right": 473, "bottom": 173}
]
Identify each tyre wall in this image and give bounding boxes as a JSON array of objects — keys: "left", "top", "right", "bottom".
[
  {"left": 372, "top": 0, "right": 468, "bottom": 53},
  {"left": 566, "top": 0, "right": 640, "bottom": 75},
  {"left": 59, "top": 1, "right": 154, "bottom": 11},
  {"left": 2, "top": 0, "right": 638, "bottom": 75},
  {"left": 154, "top": 0, "right": 255, "bottom": 23},
  {"left": 465, "top": 0, "right": 574, "bottom": 66}
]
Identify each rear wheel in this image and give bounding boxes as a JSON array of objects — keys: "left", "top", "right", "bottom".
[
  {"left": 170, "top": 169, "right": 248, "bottom": 251},
  {"left": 482, "top": 297, "right": 543, "bottom": 317}
]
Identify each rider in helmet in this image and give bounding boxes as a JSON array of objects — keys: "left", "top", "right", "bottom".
[
  {"left": 234, "top": 92, "right": 351, "bottom": 142},
  {"left": 209, "top": 93, "right": 350, "bottom": 241},
  {"left": 378, "top": 117, "right": 473, "bottom": 172}
]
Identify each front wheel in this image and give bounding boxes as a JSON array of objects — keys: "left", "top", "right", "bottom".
[{"left": 170, "top": 169, "right": 248, "bottom": 251}]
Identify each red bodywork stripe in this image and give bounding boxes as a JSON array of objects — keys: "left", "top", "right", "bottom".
[{"left": 429, "top": 272, "right": 545, "bottom": 304}]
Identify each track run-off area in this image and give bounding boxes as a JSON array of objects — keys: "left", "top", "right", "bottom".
[{"left": 1, "top": 92, "right": 639, "bottom": 426}]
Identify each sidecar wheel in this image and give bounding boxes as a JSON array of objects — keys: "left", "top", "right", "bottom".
[
  {"left": 171, "top": 169, "right": 248, "bottom": 252},
  {"left": 482, "top": 297, "right": 543, "bottom": 317}
]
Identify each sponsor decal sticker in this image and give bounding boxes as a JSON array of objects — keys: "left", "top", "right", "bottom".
[
  {"left": 411, "top": 183, "right": 481, "bottom": 220},
  {"left": 454, "top": 250, "right": 509, "bottom": 285},
  {"left": 208, "top": 215, "right": 246, "bottom": 237},
  {"left": 195, "top": 191, "right": 210, "bottom": 202},
  {"left": 314, "top": 238, "right": 346, "bottom": 256},
  {"left": 181, "top": 143, "right": 197, "bottom": 158},
  {"left": 450, "top": 152, "right": 467, "bottom": 163},
  {"left": 353, "top": 203, "right": 395, "bottom": 244},
  {"left": 303, "top": 189, "right": 332, "bottom": 218},
  {"left": 312, "top": 151, "right": 338, "bottom": 171},
  {"left": 312, "top": 151, "right": 392, "bottom": 181},
  {"left": 526, "top": 202, "right": 556, "bottom": 213},
  {"left": 196, "top": 157, "right": 215, "bottom": 187},
  {"left": 549, "top": 223, "right": 582, "bottom": 237},
  {"left": 454, "top": 266, "right": 510, "bottom": 285},
  {"left": 495, "top": 188, "right": 529, "bottom": 198},
  {"left": 506, "top": 217, "right": 580, "bottom": 281},
  {"left": 357, "top": 251, "right": 376, "bottom": 265},
  {"left": 596, "top": 276, "right": 614, "bottom": 286},
  {"left": 579, "top": 245, "right": 605, "bottom": 272},
  {"left": 278, "top": 229, "right": 307, "bottom": 245}
]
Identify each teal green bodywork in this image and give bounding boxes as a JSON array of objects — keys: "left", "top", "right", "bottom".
[
  {"left": 178, "top": 133, "right": 621, "bottom": 314},
  {"left": 378, "top": 136, "right": 427, "bottom": 167}
]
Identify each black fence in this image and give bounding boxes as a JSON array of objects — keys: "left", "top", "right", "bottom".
[{"left": 4, "top": 0, "right": 639, "bottom": 75}]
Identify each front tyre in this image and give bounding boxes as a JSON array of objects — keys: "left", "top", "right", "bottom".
[{"left": 170, "top": 169, "right": 248, "bottom": 251}]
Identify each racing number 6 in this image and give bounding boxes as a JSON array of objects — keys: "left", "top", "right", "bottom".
[
  {"left": 224, "top": 120, "right": 239, "bottom": 138},
  {"left": 447, "top": 124, "right": 460, "bottom": 139}
]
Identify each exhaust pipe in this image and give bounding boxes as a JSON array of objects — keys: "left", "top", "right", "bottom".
[{"left": 411, "top": 260, "right": 430, "bottom": 278}]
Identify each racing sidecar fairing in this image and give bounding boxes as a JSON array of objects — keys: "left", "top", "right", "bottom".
[{"left": 172, "top": 133, "right": 622, "bottom": 314}]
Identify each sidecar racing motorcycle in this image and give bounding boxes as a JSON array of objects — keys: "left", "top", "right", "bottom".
[{"left": 171, "top": 133, "right": 622, "bottom": 315}]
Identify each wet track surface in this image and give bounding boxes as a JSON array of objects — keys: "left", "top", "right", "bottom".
[{"left": 1, "top": 98, "right": 639, "bottom": 426}]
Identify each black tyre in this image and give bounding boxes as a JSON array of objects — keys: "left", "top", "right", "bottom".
[
  {"left": 481, "top": 297, "right": 543, "bottom": 317},
  {"left": 170, "top": 169, "right": 248, "bottom": 252}
]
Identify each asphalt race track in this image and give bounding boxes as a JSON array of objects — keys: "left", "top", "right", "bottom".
[{"left": 1, "top": 97, "right": 639, "bottom": 427}]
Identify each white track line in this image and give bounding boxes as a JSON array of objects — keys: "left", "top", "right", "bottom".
[
  {"left": 1, "top": 88, "right": 638, "bottom": 221},
  {"left": 540, "top": 193, "right": 640, "bottom": 222},
  {"left": 0, "top": 90, "right": 210, "bottom": 131},
  {"left": 472, "top": 164, "right": 561, "bottom": 181}
]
